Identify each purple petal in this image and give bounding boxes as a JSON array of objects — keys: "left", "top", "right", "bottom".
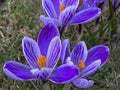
[
  {"left": 72, "top": 78, "right": 94, "bottom": 88},
  {"left": 81, "top": 0, "right": 98, "bottom": 9},
  {"left": 97, "top": 0, "right": 107, "bottom": 9},
  {"left": 70, "top": 7, "right": 101, "bottom": 25},
  {"left": 81, "top": 60, "right": 101, "bottom": 78},
  {"left": 77, "top": 0, "right": 97, "bottom": 11},
  {"left": 47, "top": 36, "right": 61, "bottom": 68},
  {"left": 49, "top": 64, "right": 79, "bottom": 84},
  {"left": 37, "top": 23, "right": 60, "bottom": 56},
  {"left": 98, "top": 0, "right": 106, "bottom": 4},
  {"left": 70, "top": 41, "right": 88, "bottom": 65},
  {"left": 51, "top": 0, "right": 60, "bottom": 15},
  {"left": 3, "top": 61, "right": 34, "bottom": 80},
  {"left": 40, "top": 15, "right": 60, "bottom": 26},
  {"left": 62, "top": 0, "right": 79, "bottom": 7},
  {"left": 31, "top": 68, "right": 53, "bottom": 80},
  {"left": 85, "top": 45, "right": 109, "bottom": 67},
  {"left": 42, "top": 0, "right": 57, "bottom": 18},
  {"left": 59, "top": 6, "right": 76, "bottom": 29},
  {"left": 22, "top": 37, "right": 41, "bottom": 69},
  {"left": 112, "top": 0, "right": 120, "bottom": 10},
  {"left": 61, "top": 39, "right": 70, "bottom": 64}
]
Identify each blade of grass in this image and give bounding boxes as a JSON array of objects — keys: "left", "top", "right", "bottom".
[{"left": 30, "top": 81, "right": 39, "bottom": 90}]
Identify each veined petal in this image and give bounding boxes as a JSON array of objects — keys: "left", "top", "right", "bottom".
[
  {"left": 59, "top": 6, "right": 76, "bottom": 29},
  {"left": 70, "top": 7, "right": 101, "bottom": 25},
  {"left": 40, "top": 15, "right": 60, "bottom": 26},
  {"left": 81, "top": 60, "right": 101, "bottom": 78},
  {"left": 72, "top": 78, "right": 94, "bottom": 88},
  {"left": 3, "top": 61, "right": 34, "bottom": 80},
  {"left": 47, "top": 36, "right": 61, "bottom": 68},
  {"left": 61, "top": 39, "right": 70, "bottom": 64},
  {"left": 51, "top": 0, "right": 60, "bottom": 15},
  {"left": 22, "top": 37, "right": 41, "bottom": 69},
  {"left": 31, "top": 68, "right": 53, "bottom": 80},
  {"left": 85, "top": 45, "right": 109, "bottom": 67},
  {"left": 42, "top": 0, "right": 57, "bottom": 18},
  {"left": 37, "top": 23, "right": 60, "bottom": 56},
  {"left": 49, "top": 63, "right": 79, "bottom": 84},
  {"left": 62, "top": 0, "right": 79, "bottom": 7},
  {"left": 70, "top": 41, "right": 88, "bottom": 65}
]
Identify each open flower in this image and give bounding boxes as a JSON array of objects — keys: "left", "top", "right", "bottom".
[
  {"left": 3, "top": 23, "right": 79, "bottom": 83},
  {"left": 40, "top": 0, "right": 101, "bottom": 31},
  {"left": 61, "top": 39, "right": 109, "bottom": 88}
]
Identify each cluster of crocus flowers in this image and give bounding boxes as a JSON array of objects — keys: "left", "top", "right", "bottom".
[
  {"left": 61, "top": 39, "right": 109, "bottom": 88},
  {"left": 40, "top": 0, "right": 101, "bottom": 33},
  {"left": 3, "top": 23, "right": 79, "bottom": 83},
  {"left": 3, "top": 23, "right": 109, "bottom": 88},
  {"left": 3, "top": 0, "right": 110, "bottom": 89}
]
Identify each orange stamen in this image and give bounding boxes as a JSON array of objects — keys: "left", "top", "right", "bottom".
[
  {"left": 59, "top": 4, "right": 65, "bottom": 12},
  {"left": 37, "top": 56, "right": 48, "bottom": 68},
  {"left": 78, "top": 0, "right": 83, "bottom": 6},
  {"left": 78, "top": 60, "right": 85, "bottom": 69}
]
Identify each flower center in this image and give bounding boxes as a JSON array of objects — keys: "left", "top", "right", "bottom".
[
  {"left": 59, "top": 4, "right": 65, "bottom": 12},
  {"left": 37, "top": 56, "right": 48, "bottom": 68},
  {"left": 78, "top": 0, "right": 83, "bottom": 6},
  {"left": 78, "top": 60, "right": 85, "bottom": 69}
]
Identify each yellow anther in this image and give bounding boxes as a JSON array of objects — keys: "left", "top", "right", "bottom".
[
  {"left": 59, "top": 4, "right": 65, "bottom": 12},
  {"left": 78, "top": 60, "right": 85, "bottom": 69},
  {"left": 78, "top": 0, "right": 83, "bottom": 6},
  {"left": 37, "top": 56, "right": 48, "bottom": 68}
]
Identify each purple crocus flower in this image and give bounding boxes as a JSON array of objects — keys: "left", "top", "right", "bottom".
[
  {"left": 112, "top": 0, "right": 120, "bottom": 11},
  {"left": 3, "top": 23, "right": 79, "bottom": 83},
  {"left": 40, "top": 0, "right": 101, "bottom": 32},
  {"left": 61, "top": 39, "right": 109, "bottom": 88}
]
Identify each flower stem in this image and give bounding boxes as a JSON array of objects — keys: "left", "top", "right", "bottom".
[
  {"left": 59, "top": 26, "right": 65, "bottom": 37},
  {"left": 78, "top": 24, "right": 82, "bottom": 35}
]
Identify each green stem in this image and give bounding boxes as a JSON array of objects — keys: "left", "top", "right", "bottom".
[{"left": 108, "top": 0, "right": 116, "bottom": 34}]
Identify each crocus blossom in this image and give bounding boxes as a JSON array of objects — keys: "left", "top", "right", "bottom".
[
  {"left": 3, "top": 23, "right": 79, "bottom": 83},
  {"left": 61, "top": 39, "right": 109, "bottom": 88},
  {"left": 40, "top": 0, "right": 101, "bottom": 31},
  {"left": 112, "top": 0, "right": 120, "bottom": 11}
]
